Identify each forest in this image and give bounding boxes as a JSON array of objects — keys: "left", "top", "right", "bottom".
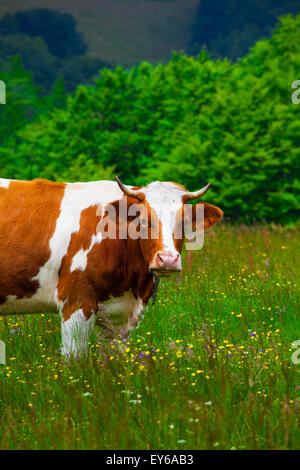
[{"left": 0, "top": 13, "right": 300, "bottom": 223}]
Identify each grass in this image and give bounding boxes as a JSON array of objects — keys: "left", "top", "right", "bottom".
[{"left": 0, "top": 223, "right": 299, "bottom": 450}]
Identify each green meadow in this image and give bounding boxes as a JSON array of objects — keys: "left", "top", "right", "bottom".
[{"left": 0, "top": 223, "right": 299, "bottom": 450}]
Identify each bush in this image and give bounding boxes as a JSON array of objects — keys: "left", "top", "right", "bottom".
[{"left": 0, "top": 56, "right": 66, "bottom": 145}]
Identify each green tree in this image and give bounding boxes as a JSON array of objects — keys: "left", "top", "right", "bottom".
[{"left": 189, "top": 0, "right": 300, "bottom": 60}]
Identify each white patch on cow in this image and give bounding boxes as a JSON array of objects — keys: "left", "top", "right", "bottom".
[
  {"left": 143, "top": 181, "right": 184, "bottom": 257},
  {"left": 0, "top": 178, "right": 11, "bottom": 188},
  {"left": 70, "top": 248, "right": 88, "bottom": 272},
  {"left": 61, "top": 309, "right": 95, "bottom": 357},
  {"left": 70, "top": 232, "right": 103, "bottom": 272}
]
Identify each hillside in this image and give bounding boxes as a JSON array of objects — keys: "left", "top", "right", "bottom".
[{"left": 0, "top": 0, "right": 199, "bottom": 66}]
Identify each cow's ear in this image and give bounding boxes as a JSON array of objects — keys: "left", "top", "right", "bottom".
[
  {"left": 192, "top": 203, "right": 223, "bottom": 230},
  {"left": 202, "top": 203, "right": 223, "bottom": 229}
]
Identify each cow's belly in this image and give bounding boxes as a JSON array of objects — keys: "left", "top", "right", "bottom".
[{"left": 96, "top": 290, "right": 145, "bottom": 338}]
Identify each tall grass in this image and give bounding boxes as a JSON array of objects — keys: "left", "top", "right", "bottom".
[{"left": 0, "top": 224, "right": 299, "bottom": 449}]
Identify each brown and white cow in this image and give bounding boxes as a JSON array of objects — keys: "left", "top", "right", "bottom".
[{"left": 0, "top": 176, "right": 223, "bottom": 356}]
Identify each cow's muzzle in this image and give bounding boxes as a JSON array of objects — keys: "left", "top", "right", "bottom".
[{"left": 150, "top": 251, "right": 181, "bottom": 276}]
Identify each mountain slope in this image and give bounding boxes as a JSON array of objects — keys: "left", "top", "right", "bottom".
[{"left": 0, "top": 0, "right": 199, "bottom": 66}]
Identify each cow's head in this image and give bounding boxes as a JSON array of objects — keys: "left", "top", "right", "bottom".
[{"left": 115, "top": 177, "right": 223, "bottom": 276}]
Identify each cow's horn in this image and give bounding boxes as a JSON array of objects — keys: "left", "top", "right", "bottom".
[
  {"left": 184, "top": 183, "right": 211, "bottom": 201},
  {"left": 116, "top": 176, "right": 144, "bottom": 201}
]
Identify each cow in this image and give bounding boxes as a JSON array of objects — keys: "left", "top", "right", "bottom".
[{"left": 0, "top": 176, "right": 223, "bottom": 356}]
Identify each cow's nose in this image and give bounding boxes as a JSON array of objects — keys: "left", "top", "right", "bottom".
[{"left": 150, "top": 250, "right": 181, "bottom": 273}]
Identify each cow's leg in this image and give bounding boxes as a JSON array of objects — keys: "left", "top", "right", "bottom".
[{"left": 61, "top": 309, "right": 95, "bottom": 358}]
